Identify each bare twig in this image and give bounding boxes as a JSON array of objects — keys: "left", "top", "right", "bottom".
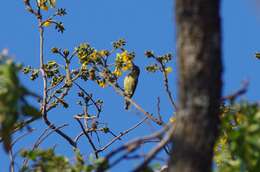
[
  {"left": 8, "top": 149, "right": 14, "bottom": 172},
  {"left": 221, "top": 80, "right": 249, "bottom": 102},
  {"left": 74, "top": 127, "right": 116, "bottom": 143},
  {"left": 46, "top": 87, "right": 70, "bottom": 111},
  {"left": 37, "top": 15, "right": 76, "bottom": 148},
  {"left": 159, "top": 62, "right": 178, "bottom": 111},
  {"left": 22, "top": 124, "right": 68, "bottom": 167},
  {"left": 124, "top": 154, "right": 167, "bottom": 162},
  {"left": 74, "top": 82, "right": 102, "bottom": 118},
  {"left": 34, "top": 124, "right": 68, "bottom": 150},
  {"left": 23, "top": 89, "right": 42, "bottom": 100},
  {"left": 104, "top": 139, "right": 160, "bottom": 171},
  {"left": 96, "top": 124, "right": 171, "bottom": 172},
  {"left": 104, "top": 78, "right": 163, "bottom": 126},
  {"left": 75, "top": 118, "right": 99, "bottom": 158},
  {"left": 11, "top": 129, "right": 35, "bottom": 147},
  {"left": 157, "top": 97, "right": 162, "bottom": 122},
  {"left": 23, "top": 0, "right": 39, "bottom": 17},
  {"left": 101, "top": 124, "right": 172, "bottom": 172},
  {"left": 74, "top": 115, "right": 97, "bottom": 120},
  {"left": 8, "top": 129, "right": 35, "bottom": 172},
  {"left": 133, "top": 126, "right": 175, "bottom": 172},
  {"left": 0, "top": 117, "right": 38, "bottom": 143},
  {"left": 46, "top": 84, "right": 67, "bottom": 104},
  {"left": 96, "top": 117, "right": 148, "bottom": 154},
  {"left": 46, "top": 76, "right": 65, "bottom": 92},
  {"left": 42, "top": 110, "right": 76, "bottom": 148},
  {"left": 74, "top": 128, "right": 102, "bottom": 143}
]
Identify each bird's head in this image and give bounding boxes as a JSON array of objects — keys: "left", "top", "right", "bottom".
[{"left": 131, "top": 63, "right": 140, "bottom": 77}]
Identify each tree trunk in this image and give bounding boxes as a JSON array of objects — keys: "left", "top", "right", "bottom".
[{"left": 169, "top": 0, "right": 222, "bottom": 172}]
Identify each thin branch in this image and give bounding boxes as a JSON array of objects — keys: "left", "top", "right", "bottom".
[
  {"left": 104, "top": 78, "right": 163, "bottom": 126},
  {"left": 35, "top": 124, "right": 68, "bottom": 150},
  {"left": 46, "top": 84, "right": 67, "bottom": 104},
  {"left": 133, "top": 126, "right": 175, "bottom": 172},
  {"left": 68, "top": 50, "right": 77, "bottom": 62},
  {"left": 124, "top": 154, "right": 167, "bottom": 162},
  {"left": 96, "top": 117, "right": 148, "bottom": 154},
  {"left": 22, "top": 124, "right": 68, "bottom": 167},
  {"left": 74, "top": 115, "right": 97, "bottom": 120},
  {"left": 74, "top": 82, "right": 102, "bottom": 118},
  {"left": 38, "top": 18, "right": 76, "bottom": 148},
  {"left": 221, "top": 80, "right": 249, "bottom": 102},
  {"left": 9, "top": 129, "right": 35, "bottom": 172},
  {"left": 97, "top": 123, "right": 172, "bottom": 172},
  {"left": 23, "top": 0, "right": 39, "bottom": 17},
  {"left": 98, "top": 124, "right": 172, "bottom": 172},
  {"left": 157, "top": 97, "right": 162, "bottom": 122},
  {"left": 23, "top": 89, "right": 42, "bottom": 100},
  {"left": 104, "top": 123, "right": 171, "bottom": 162},
  {"left": 0, "top": 117, "right": 38, "bottom": 143},
  {"left": 75, "top": 118, "right": 99, "bottom": 158},
  {"left": 46, "top": 87, "right": 70, "bottom": 111},
  {"left": 160, "top": 62, "right": 178, "bottom": 111},
  {"left": 11, "top": 129, "right": 35, "bottom": 147},
  {"left": 74, "top": 127, "right": 114, "bottom": 143},
  {"left": 104, "top": 140, "right": 160, "bottom": 171},
  {"left": 8, "top": 149, "right": 14, "bottom": 172},
  {"left": 46, "top": 76, "right": 65, "bottom": 92},
  {"left": 42, "top": 111, "right": 76, "bottom": 148},
  {"left": 8, "top": 129, "right": 35, "bottom": 172}
]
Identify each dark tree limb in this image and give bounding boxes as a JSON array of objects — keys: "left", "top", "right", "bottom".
[
  {"left": 133, "top": 126, "right": 175, "bottom": 172},
  {"left": 221, "top": 80, "right": 249, "bottom": 102}
]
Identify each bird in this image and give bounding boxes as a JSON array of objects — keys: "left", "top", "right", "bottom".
[{"left": 124, "top": 64, "right": 140, "bottom": 110}]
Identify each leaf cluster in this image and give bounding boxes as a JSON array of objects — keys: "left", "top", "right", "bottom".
[
  {"left": 0, "top": 54, "right": 41, "bottom": 152},
  {"left": 145, "top": 50, "right": 173, "bottom": 74},
  {"left": 20, "top": 148, "right": 108, "bottom": 172},
  {"left": 214, "top": 102, "right": 260, "bottom": 172}
]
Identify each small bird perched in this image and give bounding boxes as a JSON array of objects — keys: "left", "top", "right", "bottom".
[{"left": 124, "top": 64, "right": 140, "bottom": 110}]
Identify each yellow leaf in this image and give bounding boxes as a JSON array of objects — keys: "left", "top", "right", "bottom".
[
  {"left": 113, "top": 68, "right": 122, "bottom": 77},
  {"left": 122, "top": 62, "right": 133, "bottom": 71},
  {"left": 169, "top": 116, "right": 176, "bottom": 123},
  {"left": 99, "top": 50, "right": 109, "bottom": 57},
  {"left": 165, "top": 67, "right": 172, "bottom": 74},
  {"left": 38, "top": 0, "right": 49, "bottom": 11},
  {"left": 41, "top": 5, "right": 48, "bottom": 11},
  {"left": 98, "top": 80, "right": 106, "bottom": 88},
  {"left": 89, "top": 51, "right": 99, "bottom": 61},
  {"left": 42, "top": 20, "right": 52, "bottom": 27},
  {"left": 49, "top": 0, "right": 56, "bottom": 8},
  {"left": 121, "top": 51, "right": 132, "bottom": 62}
]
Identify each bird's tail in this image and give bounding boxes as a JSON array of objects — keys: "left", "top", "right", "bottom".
[{"left": 124, "top": 99, "right": 131, "bottom": 110}]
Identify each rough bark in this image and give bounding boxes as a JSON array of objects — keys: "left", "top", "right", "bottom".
[{"left": 169, "top": 0, "right": 222, "bottom": 172}]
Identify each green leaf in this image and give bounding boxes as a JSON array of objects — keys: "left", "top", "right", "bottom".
[
  {"left": 256, "top": 53, "right": 260, "bottom": 59},
  {"left": 22, "top": 105, "right": 41, "bottom": 117}
]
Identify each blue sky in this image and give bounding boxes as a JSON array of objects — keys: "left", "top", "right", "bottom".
[{"left": 0, "top": 0, "right": 260, "bottom": 171}]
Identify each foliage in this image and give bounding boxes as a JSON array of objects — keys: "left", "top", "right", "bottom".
[
  {"left": 0, "top": 53, "right": 41, "bottom": 152},
  {"left": 145, "top": 50, "right": 172, "bottom": 74},
  {"left": 214, "top": 102, "right": 260, "bottom": 172},
  {"left": 20, "top": 148, "right": 108, "bottom": 172},
  {"left": 19, "top": 147, "right": 168, "bottom": 172}
]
